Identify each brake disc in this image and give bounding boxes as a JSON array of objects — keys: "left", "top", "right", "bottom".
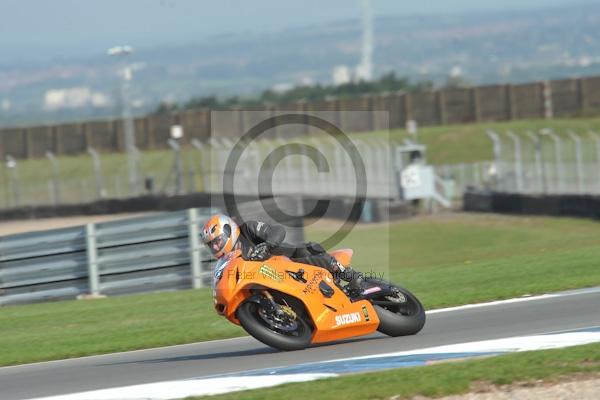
[
  {"left": 385, "top": 289, "right": 407, "bottom": 304},
  {"left": 258, "top": 305, "right": 298, "bottom": 332},
  {"left": 280, "top": 305, "right": 297, "bottom": 319}
]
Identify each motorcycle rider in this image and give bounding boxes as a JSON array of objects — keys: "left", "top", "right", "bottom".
[{"left": 201, "top": 214, "right": 362, "bottom": 289}]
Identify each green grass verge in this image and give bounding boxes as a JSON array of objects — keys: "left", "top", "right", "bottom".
[
  {"left": 0, "top": 214, "right": 599, "bottom": 366},
  {"left": 188, "top": 342, "right": 600, "bottom": 400},
  {"left": 310, "top": 213, "right": 600, "bottom": 308}
]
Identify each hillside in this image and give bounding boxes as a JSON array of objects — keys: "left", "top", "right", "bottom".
[{"left": 1, "top": 3, "right": 600, "bottom": 126}]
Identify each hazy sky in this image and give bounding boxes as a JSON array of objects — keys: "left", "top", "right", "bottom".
[{"left": 0, "top": 0, "right": 589, "bottom": 64}]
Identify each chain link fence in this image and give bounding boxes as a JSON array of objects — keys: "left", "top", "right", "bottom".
[
  {"left": 435, "top": 129, "right": 600, "bottom": 201},
  {"left": 1, "top": 136, "right": 451, "bottom": 209}
]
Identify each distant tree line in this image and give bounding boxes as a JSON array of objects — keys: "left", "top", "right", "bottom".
[{"left": 152, "top": 72, "right": 433, "bottom": 115}]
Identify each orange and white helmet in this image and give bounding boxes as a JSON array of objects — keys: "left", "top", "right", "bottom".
[{"left": 201, "top": 214, "right": 240, "bottom": 259}]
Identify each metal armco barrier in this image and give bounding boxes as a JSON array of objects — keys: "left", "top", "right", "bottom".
[
  {"left": 0, "top": 208, "right": 217, "bottom": 306},
  {"left": 0, "top": 197, "right": 306, "bottom": 307}
]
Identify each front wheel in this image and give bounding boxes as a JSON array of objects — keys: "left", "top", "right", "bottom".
[
  {"left": 237, "top": 295, "right": 313, "bottom": 351},
  {"left": 372, "top": 284, "right": 426, "bottom": 337}
]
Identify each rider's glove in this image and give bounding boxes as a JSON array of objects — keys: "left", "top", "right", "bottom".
[{"left": 247, "top": 242, "right": 271, "bottom": 261}]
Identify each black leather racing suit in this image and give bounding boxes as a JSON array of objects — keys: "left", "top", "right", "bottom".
[{"left": 238, "top": 220, "right": 336, "bottom": 271}]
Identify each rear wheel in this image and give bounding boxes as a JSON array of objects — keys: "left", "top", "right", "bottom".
[
  {"left": 370, "top": 282, "right": 426, "bottom": 336},
  {"left": 237, "top": 294, "right": 313, "bottom": 351}
]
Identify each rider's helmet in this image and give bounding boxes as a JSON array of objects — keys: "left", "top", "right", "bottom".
[{"left": 201, "top": 214, "right": 240, "bottom": 259}]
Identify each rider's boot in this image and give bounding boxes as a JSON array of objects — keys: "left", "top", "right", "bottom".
[
  {"left": 342, "top": 267, "right": 363, "bottom": 292},
  {"left": 330, "top": 258, "right": 363, "bottom": 292}
]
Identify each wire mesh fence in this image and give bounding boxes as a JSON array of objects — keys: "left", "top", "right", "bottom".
[
  {"left": 0, "top": 136, "right": 416, "bottom": 209},
  {"left": 16, "top": 128, "right": 599, "bottom": 208},
  {"left": 0, "top": 144, "right": 201, "bottom": 209},
  {"left": 437, "top": 129, "right": 600, "bottom": 200}
]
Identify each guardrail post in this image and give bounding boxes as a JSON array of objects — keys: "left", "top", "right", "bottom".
[
  {"left": 85, "top": 223, "right": 100, "bottom": 296},
  {"left": 188, "top": 208, "right": 203, "bottom": 289}
]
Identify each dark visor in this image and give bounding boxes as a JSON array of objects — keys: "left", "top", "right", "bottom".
[{"left": 208, "top": 233, "right": 227, "bottom": 255}]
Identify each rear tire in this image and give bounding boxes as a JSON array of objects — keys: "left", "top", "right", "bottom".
[
  {"left": 373, "top": 285, "right": 426, "bottom": 337},
  {"left": 237, "top": 300, "right": 313, "bottom": 351}
]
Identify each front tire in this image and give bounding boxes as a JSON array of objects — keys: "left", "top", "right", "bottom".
[
  {"left": 373, "top": 285, "right": 426, "bottom": 337},
  {"left": 237, "top": 299, "right": 313, "bottom": 351}
]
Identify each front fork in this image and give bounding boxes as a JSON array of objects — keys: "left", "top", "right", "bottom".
[{"left": 257, "top": 289, "right": 297, "bottom": 319}]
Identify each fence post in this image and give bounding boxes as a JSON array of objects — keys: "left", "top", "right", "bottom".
[
  {"left": 588, "top": 131, "right": 600, "bottom": 193},
  {"left": 567, "top": 130, "right": 585, "bottom": 194},
  {"left": 506, "top": 131, "right": 524, "bottom": 192},
  {"left": 191, "top": 138, "right": 209, "bottom": 192},
  {"left": 539, "top": 129, "right": 564, "bottom": 193},
  {"left": 485, "top": 129, "right": 503, "bottom": 190},
  {"left": 188, "top": 208, "right": 203, "bottom": 289},
  {"left": 542, "top": 81, "right": 554, "bottom": 119},
  {"left": 88, "top": 147, "right": 106, "bottom": 199},
  {"left": 46, "top": 151, "right": 61, "bottom": 205},
  {"left": 168, "top": 138, "right": 184, "bottom": 195},
  {"left": 85, "top": 223, "right": 100, "bottom": 296},
  {"left": 526, "top": 131, "right": 546, "bottom": 194},
  {"left": 5, "top": 155, "right": 20, "bottom": 207}
]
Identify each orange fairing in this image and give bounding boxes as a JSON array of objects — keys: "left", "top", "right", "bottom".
[
  {"left": 213, "top": 252, "right": 379, "bottom": 344},
  {"left": 330, "top": 249, "right": 353, "bottom": 266}
]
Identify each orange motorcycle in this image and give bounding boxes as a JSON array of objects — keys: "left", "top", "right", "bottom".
[{"left": 212, "top": 248, "right": 426, "bottom": 350}]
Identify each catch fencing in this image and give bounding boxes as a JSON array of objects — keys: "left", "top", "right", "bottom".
[
  {"left": 437, "top": 129, "right": 600, "bottom": 200},
  {"left": 200, "top": 137, "right": 398, "bottom": 200},
  {"left": 487, "top": 128, "right": 600, "bottom": 195},
  {"left": 0, "top": 136, "right": 456, "bottom": 209}
]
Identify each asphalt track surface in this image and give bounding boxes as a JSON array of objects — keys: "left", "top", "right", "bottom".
[{"left": 1, "top": 287, "right": 599, "bottom": 400}]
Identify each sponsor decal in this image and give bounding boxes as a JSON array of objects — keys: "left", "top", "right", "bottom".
[
  {"left": 302, "top": 271, "right": 325, "bottom": 295},
  {"left": 316, "top": 309, "right": 329, "bottom": 323},
  {"left": 259, "top": 264, "right": 284, "bottom": 282},
  {"left": 362, "top": 305, "right": 370, "bottom": 322},
  {"left": 362, "top": 286, "right": 382, "bottom": 295},
  {"left": 334, "top": 312, "right": 362, "bottom": 327}
]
